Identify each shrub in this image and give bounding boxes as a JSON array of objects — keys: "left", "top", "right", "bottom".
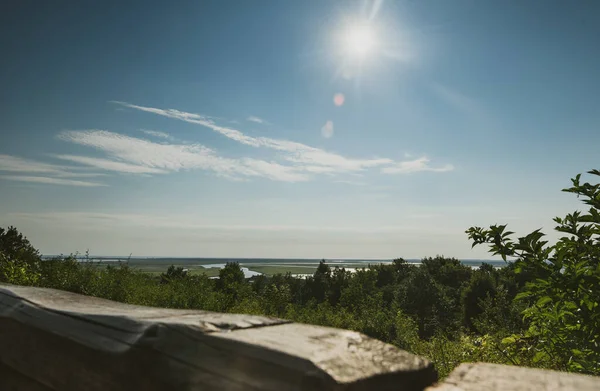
[{"left": 467, "top": 169, "right": 600, "bottom": 375}]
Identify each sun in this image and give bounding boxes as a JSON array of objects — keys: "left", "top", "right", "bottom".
[{"left": 342, "top": 24, "right": 376, "bottom": 58}]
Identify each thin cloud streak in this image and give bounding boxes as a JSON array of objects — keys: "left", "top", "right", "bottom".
[
  {"left": 111, "top": 101, "right": 261, "bottom": 146},
  {"left": 9, "top": 211, "right": 419, "bottom": 233},
  {"left": 53, "top": 154, "right": 168, "bottom": 174},
  {"left": 431, "top": 83, "right": 480, "bottom": 116},
  {"left": 0, "top": 154, "right": 71, "bottom": 175},
  {"left": 334, "top": 180, "right": 367, "bottom": 186},
  {"left": 140, "top": 129, "right": 173, "bottom": 140},
  {"left": 2, "top": 175, "right": 107, "bottom": 187},
  {"left": 247, "top": 116, "right": 267, "bottom": 124},
  {"left": 58, "top": 130, "right": 309, "bottom": 182},
  {"left": 52, "top": 172, "right": 109, "bottom": 178},
  {"left": 430, "top": 82, "right": 496, "bottom": 134},
  {"left": 0, "top": 154, "right": 106, "bottom": 178},
  {"left": 381, "top": 157, "right": 454, "bottom": 174}
]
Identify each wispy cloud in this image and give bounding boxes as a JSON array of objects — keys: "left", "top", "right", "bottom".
[
  {"left": 431, "top": 83, "right": 480, "bottom": 116},
  {"left": 9, "top": 211, "right": 416, "bottom": 233},
  {"left": 53, "top": 154, "right": 168, "bottom": 174},
  {"left": 247, "top": 116, "right": 267, "bottom": 124},
  {"left": 430, "top": 82, "right": 494, "bottom": 133},
  {"left": 2, "top": 175, "right": 107, "bottom": 187},
  {"left": 139, "top": 129, "right": 173, "bottom": 140},
  {"left": 0, "top": 154, "right": 107, "bottom": 179},
  {"left": 112, "top": 101, "right": 400, "bottom": 174},
  {"left": 334, "top": 180, "right": 366, "bottom": 186},
  {"left": 52, "top": 172, "right": 108, "bottom": 178},
  {"left": 0, "top": 154, "right": 70, "bottom": 175},
  {"left": 381, "top": 157, "right": 454, "bottom": 174},
  {"left": 58, "top": 130, "right": 309, "bottom": 182},
  {"left": 111, "top": 101, "right": 260, "bottom": 146},
  {"left": 2, "top": 101, "right": 454, "bottom": 187}
]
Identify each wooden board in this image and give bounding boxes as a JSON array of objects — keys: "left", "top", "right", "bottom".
[
  {"left": 0, "top": 283, "right": 436, "bottom": 391},
  {"left": 427, "top": 363, "right": 600, "bottom": 391},
  {"left": 0, "top": 362, "right": 53, "bottom": 391}
]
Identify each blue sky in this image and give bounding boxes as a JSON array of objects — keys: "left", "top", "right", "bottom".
[{"left": 1, "top": 0, "right": 599, "bottom": 258}]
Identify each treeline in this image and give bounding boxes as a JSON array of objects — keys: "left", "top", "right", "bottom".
[{"left": 1, "top": 169, "right": 599, "bottom": 377}]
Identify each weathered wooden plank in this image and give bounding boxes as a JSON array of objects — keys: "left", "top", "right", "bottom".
[
  {"left": 0, "top": 283, "right": 437, "bottom": 391},
  {"left": 0, "top": 361, "right": 53, "bottom": 391},
  {"left": 427, "top": 363, "right": 600, "bottom": 391},
  {"left": 1, "top": 284, "right": 286, "bottom": 331},
  {"left": 208, "top": 322, "right": 436, "bottom": 390}
]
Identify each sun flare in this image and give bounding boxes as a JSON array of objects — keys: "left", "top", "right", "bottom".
[{"left": 343, "top": 24, "right": 376, "bottom": 57}]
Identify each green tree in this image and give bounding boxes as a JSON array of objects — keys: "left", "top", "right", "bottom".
[
  {"left": 391, "top": 258, "right": 412, "bottom": 282},
  {"left": 303, "top": 260, "right": 331, "bottom": 303},
  {"left": 462, "top": 268, "right": 497, "bottom": 332},
  {"left": 218, "top": 262, "right": 245, "bottom": 288},
  {"left": 398, "top": 267, "right": 446, "bottom": 338},
  {"left": 467, "top": 169, "right": 600, "bottom": 374},
  {"left": 217, "top": 262, "right": 247, "bottom": 309},
  {"left": 250, "top": 274, "right": 268, "bottom": 295},
  {"left": 0, "top": 226, "right": 40, "bottom": 264},
  {"left": 264, "top": 282, "right": 291, "bottom": 316},
  {"left": 0, "top": 226, "right": 41, "bottom": 285},
  {"left": 328, "top": 266, "right": 351, "bottom": 306},
  {"left": 160, "top": 265, "right": 188, "bottom": 284}
]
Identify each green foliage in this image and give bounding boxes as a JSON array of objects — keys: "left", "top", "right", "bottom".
[
  {"left": 0, "top": 252, "right": 40, "bottom": 285},
  {"left": 0, "top": 226, "right": 41, "bottom": 264},
  {"left": 394, "top": 309, "right": 420, "bottom": 351},
  {"left": 0, "top": 226, "right": 41, "bottom": 285},
  {"left": 467, "top": 169, "right": 600, "bottom": 375},
  {"left": 218, "top": 262, "right": 245, "bottom": 289},
  {"left": 6, "top": 167, "right": 600, "bottom": 381},
  {"left": 161, "top": 265, "right": 188, "bottom": 284},
  {"left": 463, "top": 267, "right": 497, "bottom": 332}
]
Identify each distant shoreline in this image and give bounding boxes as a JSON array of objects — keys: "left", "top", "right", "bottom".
[
  {"left": 42, "top": 256, "right": 507, "bottom": 264},
  {"left": 40, "top": 256, "right": 507, "bottom": 277}
]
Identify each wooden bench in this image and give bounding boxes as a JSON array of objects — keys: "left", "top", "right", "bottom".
[{"left": 1, "top": 283, "right": 598, "bottom": 390}]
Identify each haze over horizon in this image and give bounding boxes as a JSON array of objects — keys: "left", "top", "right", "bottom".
[{"left": 1, "top": 1, "right": 599, "bottom": 259}]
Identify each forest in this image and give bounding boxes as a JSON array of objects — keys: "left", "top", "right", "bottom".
[{"left": 1, "top": 170, "right": 599, "bottom": 378}]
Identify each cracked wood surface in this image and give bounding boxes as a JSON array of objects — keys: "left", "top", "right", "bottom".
[
  {"left": 427, "top": 363, "right": 600, "bottom": 391},
  {"left": 0, "top": 283, "right": 436, "bottom": 391}
]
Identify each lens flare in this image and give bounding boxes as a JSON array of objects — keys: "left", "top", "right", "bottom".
[{"left": 333, "top": 93, "right": 345, "bottom": 107}]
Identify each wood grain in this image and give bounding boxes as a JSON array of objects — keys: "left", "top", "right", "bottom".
[
  {"left": 0, "top": 283, "right": 436, "bottom": 391},
  {"left": 427, "top": 363, "right": 600, "bottom": 391}
]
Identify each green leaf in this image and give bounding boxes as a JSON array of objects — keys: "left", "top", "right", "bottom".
[
  {"left": 533, "top": 350, "right": 548, "bottom": 363},
  {"left": 536, "top": 296, "right": 552, "bottom": 307},
  {"left": 502, "top": 336, "right": 516, "bottom": 345},
  {"left": 514, "top": 291, "right": 531, "bottom": 301},
  {"left": 563, "top": 301, "right": 578, "bottom": 310},
  {"left": 588, "top": 169, "right": 600, "bottom": 177}
]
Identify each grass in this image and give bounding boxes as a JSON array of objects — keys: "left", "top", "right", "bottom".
[
  {"left": 78, "top": 261, "right": 223, "bottom": 277},
  {"left": 78, "top": 260, "right": 380, "bottom": 278},
  {"left": 246, "top": 265, "right": 317, "bottom": 276},
  {"left": 188, "top": 268, "right": 220, "bottom": 277}
]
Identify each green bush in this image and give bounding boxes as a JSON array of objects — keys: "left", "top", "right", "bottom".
[
  {"left": 0, "top": 226, "right": 41, "bottom": 285},
  {"left": 467, "top": 169, "right": 600, "bottom": 375}
]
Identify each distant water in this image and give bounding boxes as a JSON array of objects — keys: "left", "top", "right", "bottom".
[{"left": 44, "top": 255, "right": 507, "bottom": 270}]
